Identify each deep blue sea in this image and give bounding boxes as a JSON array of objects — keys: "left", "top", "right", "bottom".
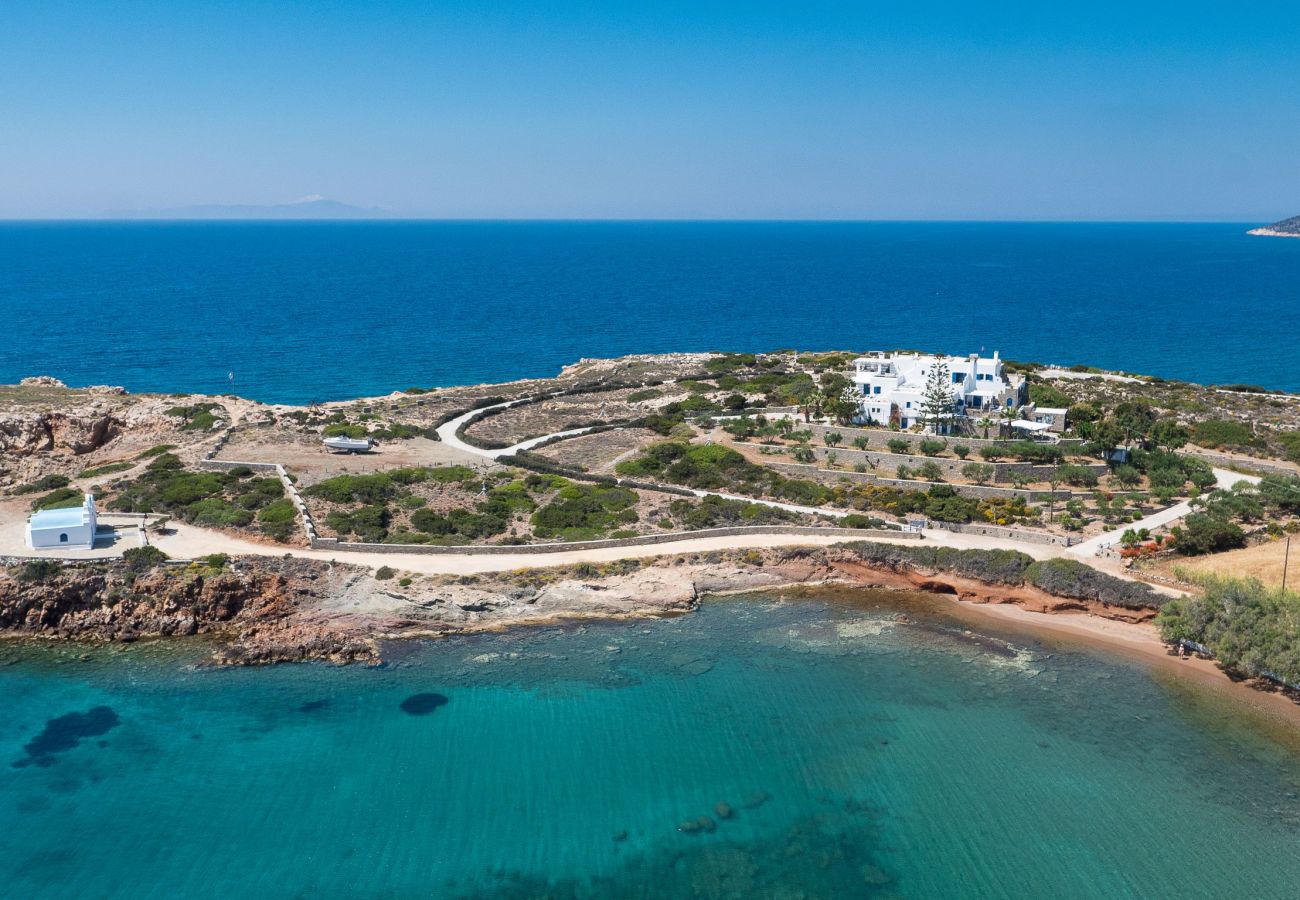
[
  {"left": 3, "top": 221, "right": 1299, "bottom": 403},
  {"left": 4, "top": 592, "right": 1300, "bottom": 899}
]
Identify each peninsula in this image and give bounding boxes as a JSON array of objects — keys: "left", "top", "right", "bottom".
[
  {"left": 1248, "top": 214, "right": 1300, "bottom": 237},
  {"left": 3, "top": 351, "right": 1299, "bottom": 703}
]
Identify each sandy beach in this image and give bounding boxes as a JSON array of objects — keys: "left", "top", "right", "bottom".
[{"left": 939, "top": 595, "right": 1300, "bottom": 731}]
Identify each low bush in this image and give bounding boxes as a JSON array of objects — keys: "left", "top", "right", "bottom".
[
  {"left": 841, "top": 542, "right": 1162, "bottom": 608},
  {"left": 1158, "top": 574, "right": 1300, "bottom": 684},
  {"left": 531, "top": 483, "right": 639, "bottom": 540},
  {"left": 166, "top": 403, "right": 224, "bottom": 431},
  {"left": 16, "top": 559, "right": 63, "bottom": 582},
  {"left": 106, "top": 453, "right": 286, "bottom": 535},
  {"left": 1192, "top": 419, "right": 1259, "bottom": 450},
  {"left": 123, "top": 545, "right": 168, "bottom": 574},
  {"left": 31, "top": 487, "right": 83, "bottom": 510},
  {"left": 14, "top": 474, "right": 71, "bottom": 495},
  {"left": 257, "top": 499, "right": 298, "bottom": 541}
]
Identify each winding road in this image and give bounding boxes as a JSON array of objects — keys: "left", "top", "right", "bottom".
[{"left": 2, "top": 403, "right": 1255, "bottom": 580}]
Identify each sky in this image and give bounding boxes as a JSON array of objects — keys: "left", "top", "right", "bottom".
[{"left": 2, "top": 1, "right": 1298, "bottom": 220}]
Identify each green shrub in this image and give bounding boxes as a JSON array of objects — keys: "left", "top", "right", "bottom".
[
  {"left": 840, "top": 514, "right": 884, "bottom": 529},
  {"left": 77, "top": 461, "right": 136, "bottom": 479},
  {"left": 918, "top": 438, "right": 946, "bottom": 457},
  {"left": 31, "top": 487, "right": 83, "bottom": 510},
  {"left": 123, "top": 545, "right": 168, "bottom": 574},
  {"left": 1054, "top": 464, "right": 1099, "bottom": 488},
  {"left": 323, "top": 423, "right": 368, "bottom": 438},
  {"left": 1158, "top": 575, "right": 1300, "bottom": 684},
  {"left": 531, "top": 483, "right": 638, "bottom": 539},
  {"left": 198, "top": 553, "right": 229, "bottom": 571},
  {"left": 1192, "top": 419, "right": 1258, "bottom": 450},
  {"left": 1170, "top": 513, "right": 1246, "bottom": 555},
  {"left": 166, "top": 403, "right": 223, "bottom": 431},
  {"left": 187, "top": 497, "right": 253, "bottom": 528},
  {"left": 915, "top": 461, "right": 944, "bottom": 482},
  {"left": 257, "top": 499, "right": 298, "bottom": 541},
  {"left": 961, "top": 462, "right": 994, "bottom": 485},
  {"left": 1024, "top": 558, "right": 1160, "bottom": 609},
  {"left": 16, "top": 559, "right": 63, "bottom": 582},
  {"left": 1029, "top": 382, "right": 1072, "bottom": 408},
  {"left": 842, "top": 543, "right": 1160, "bottom": 608},
  {"left": 886, "top": 438, "right": 910, "bottom": 455},
  {"left": 14, "top": 473, "right": 71, "bottom": 495},
  {"left": 375, "top": 566, "right": 396, "bottom": 580},
  {"left": 667, "top": 494, "right": 794, "bottom": 529}
]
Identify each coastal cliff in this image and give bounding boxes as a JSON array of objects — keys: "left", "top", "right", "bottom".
[{"left": 1248, "top": 214, "right": 1300, "bottom": 237}]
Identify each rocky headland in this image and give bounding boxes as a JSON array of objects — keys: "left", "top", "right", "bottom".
[{"left": 1248, "top": 214, "right": 1300, "bottom": 238}]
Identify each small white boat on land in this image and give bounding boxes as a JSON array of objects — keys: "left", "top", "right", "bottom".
[{"left": 323, "top": 436, "right": 376, "bottom": 454}]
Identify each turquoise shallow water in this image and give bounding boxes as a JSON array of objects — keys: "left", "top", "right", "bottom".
[{"left": 3, "top": 591, "right": 1300, "bottom": 899}]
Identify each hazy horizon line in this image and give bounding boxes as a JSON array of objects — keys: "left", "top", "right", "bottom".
[{"left": 0, "top": 215, "right": 1270, "bottom": 225}]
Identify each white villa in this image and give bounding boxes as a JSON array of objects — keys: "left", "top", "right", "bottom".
[
  {"left": 25, "top": 494, "right": 98, "bottom": 550},
  {"left": 851, "top": 351, "right": 1029, "bottom": 432}
]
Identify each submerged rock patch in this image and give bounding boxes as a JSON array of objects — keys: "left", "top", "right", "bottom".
[
  {"left": 13, "top": 706, "right": 120, "bottom": 768},
  {"left": 400, "top": 693, "right": 449, "bottom": 716}
]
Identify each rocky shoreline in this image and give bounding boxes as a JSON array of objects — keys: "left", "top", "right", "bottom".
[{"left": 0, "top": 544, "right": 1165, "bottom": 666}]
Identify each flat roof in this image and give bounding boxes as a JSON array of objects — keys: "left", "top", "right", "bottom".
[{"left": 29, "top": 506, "right": 88, "bottom": 528}]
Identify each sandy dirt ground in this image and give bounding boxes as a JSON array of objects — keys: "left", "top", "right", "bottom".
[
  {"left": 217, "top": 434, "right": 483, "bottom": 485},
  {"left": 1161, "top": 538, "right": 1299, "bottom": 590}
]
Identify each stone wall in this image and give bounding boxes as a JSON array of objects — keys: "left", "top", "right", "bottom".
[
  {"left": 195, "top": 458, "right": 320, "bottom": 543},
  {"left": 746, "top": 442, "right": 1106, "bottom": 485},
  {"left": 805, "top": 423, "right": 1084, "bottom": 451},
  {"left": 761, "top": 461, "right": 1075, "bottom": 501},
  {"left": 1186, "top": 450, "right": 1298, "bottom": 479},
  {"left": 926, "top": 521, "right": 1076, "bottom": 547},
  {"left": 308, "top": 524, "right": 919, "bottom": 556}
]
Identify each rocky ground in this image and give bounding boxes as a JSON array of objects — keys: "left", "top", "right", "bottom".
[{"left": 0, "top": 543, "right": 1162, "bottom": 666}]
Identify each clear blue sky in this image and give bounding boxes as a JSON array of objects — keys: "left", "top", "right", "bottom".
[{"left": 3, "top": 1, "right": 1297, "bottom": 220}]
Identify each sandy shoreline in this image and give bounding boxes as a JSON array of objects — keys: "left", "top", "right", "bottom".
[{"left": 936, "top": 595, "right": 1300, "bottom": 730}]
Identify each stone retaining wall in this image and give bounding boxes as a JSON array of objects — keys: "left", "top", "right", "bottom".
[
  {"left": 195, "top": 458, "right": 320, "bottom": 543},
  {"left": 309, "top": 525, "right": 918, "bottom": 556},
  {"left": 926, "top": 521, "right": 1076, "bottom": 547},
  {"left": 806, "top": 423, "right": 1083, "bottom": 450},
  {"left": 737, "top": 441, "right": 1106, "bottom": 485},
  {"left": 1185, "top": 450, "right": 1298, "bottom": 479},
  {"left": 761, "top": 461, "right": 1075, "bottom": 501}
]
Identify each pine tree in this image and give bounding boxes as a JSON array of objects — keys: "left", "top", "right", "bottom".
[{"left": 921, "top": 359, "right": 955, "bottom": 434}]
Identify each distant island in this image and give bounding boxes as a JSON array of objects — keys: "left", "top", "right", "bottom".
[
  {"left": 113, "top": 195, "right": 388, "bottom": 220},
  {"left": 1248, "top": 214, "right": 1300, "bottom": 238}
]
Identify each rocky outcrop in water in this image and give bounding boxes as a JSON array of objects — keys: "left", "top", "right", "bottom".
[{"left": 0, "top": 557, "right": 378, "bottom": 665}]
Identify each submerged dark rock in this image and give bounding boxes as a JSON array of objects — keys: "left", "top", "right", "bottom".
[
  {"left": 400, "top": 693, "right": 449, "bottom": 716},
  {"left": 13, "top": 706, "right": 120, "bottom": 768},
  {"left": 298, "top": 699, "right": 331, "bottom": 713}
]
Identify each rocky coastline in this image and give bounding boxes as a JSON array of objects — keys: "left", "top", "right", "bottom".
[{"left": 0, "top": 544, "right": 1164, "bottom": 666}]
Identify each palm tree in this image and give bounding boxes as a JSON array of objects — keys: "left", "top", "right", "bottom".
[
  {"left": 977, "top": 416, "right": 993, "bottom": 440},
  {"left": 999, "top": 405, "right": 1017, "bottom": 438}
]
